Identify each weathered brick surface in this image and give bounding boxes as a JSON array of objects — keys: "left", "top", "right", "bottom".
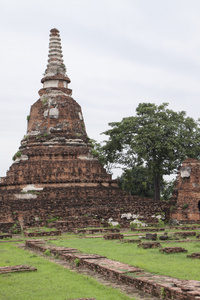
[
  {"left": 187, "top": 252, "right": 200, "bottom": 259},
  {"left": 160, "top": 247, "right": 188, "bottom": 253},
  {"left": 23, "top": 230, "right": 61, "bottom": 237},
  {"left": 138, "top": 242, "right": 162, "bottom": 249},
  {"left": 74, "top": 228, "right": 119, "bottom": 234},
  {"left": 172, "top": 158, "right": 200, "bottom": 222},
  {"left": 0, "top": 265, "right": 37, "bottom": 274},
  {"left": 103, "top": 233, "right": 124, "bottom": 240},
  {"left": 145, "top": 233, "right": 157, "bottom": 240},
  {"left": 0, "top": 222, "right": 14, "bottom": 233},
  {"left": 175, "top": 231, "right": 196, "bottom": 238},
  {"left": 131, "top": 227, "right": 165, "bottom": 232},
  {"left": 0, "top": 185, "right": 170, "bottom": 228}
]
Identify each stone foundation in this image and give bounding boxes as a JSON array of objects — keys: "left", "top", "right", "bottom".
[
  {"left": 103, "top": 233, "right": 124, "bottom": 240},
  {"left": 160, "top": 247, "right": 188, "bottom": 254},
  {"left": 0, "top": 265, "right": 37, "bottom": 274},
  {"left": 138, "top": 242, "right": 162, "bottom": 249},
  {"left": 175, "top": 231, "right": 196, "bottom": 238},
  {"left": 187, "top": 253, "right": 200, "bottom": 259},
  {"left": 23, "top": 230, "right": 61, "bottom": 237}
]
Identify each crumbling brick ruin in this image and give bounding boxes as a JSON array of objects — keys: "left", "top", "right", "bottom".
[
  {"left": 0, "top": 28, "right": 170, "bottom": 229},
  {"left": 171, "top": 158, "right": 200, "bottom": 223}
]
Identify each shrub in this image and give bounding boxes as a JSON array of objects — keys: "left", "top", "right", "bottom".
[
  {"left": 44, "top": 249, "right": 51, "bottom": 256},
  {"left": 47, "top": 216, "right": 60, "bottom": 223},
  {"left": 109, "top": 223, "right": 121, "bottom": 229},
  {"left": 183, "top": 204, "right": 189, "bottom": 209},
  {"left": 74, "top": 258, "right": 80, "bottom": 267},
  {"left": 130, "top": 219, "right": 147, "bottom": 229},
  {"left": 42, "top": 97, "right": 48, "bottom": 106},
  {"left": 12, "top": 151, "right": 22, "bottom": 161}
]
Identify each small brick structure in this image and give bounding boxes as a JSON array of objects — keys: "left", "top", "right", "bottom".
[
  {"left": 103, "top": 233, "right": 124, "bottom": 240},
  {"left": 74, "top": 228, "right": 120, "bottom": 235},
  {"left": 180, "top": 226, "right": 200, "bottom": 230},
  {"left": 159, "top": 232, "right": 168, "bottom": 240},
  {"left": 138, "top": 242, "right": 162, "bottom": 249},
  {"left": 175, "top": 231, "right": 196, "bottom": 238},
  {"left": 0, "top": 233, "right": 12, "bottom": 239},
  {"left": 160, "top": 247, "right": 188, "bottom": 254},
  {"left": 24, "top": 230, "right": 61, "bottom": 237},
  {"left": 187, "top": 252, "right": 200, "bottom": 259},
  {"left": 122, "top": 239, "right": 141, "bottom": 243},
  {"left": 131, "top": 227, "right": 165, "bottom": 232},
  {"left": 0, "top": 265, "right": 37, "bottom": 274},
  {"left": 145, "top": 233, "right": 157, "bottom": 240}
]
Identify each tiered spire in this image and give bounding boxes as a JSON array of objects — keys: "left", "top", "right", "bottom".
[
  {"left": 28, "top": 28, "right": 86, "bottom": 138},
  {"left": 41, "top": 28, "right": 71, "bottom": 88}
]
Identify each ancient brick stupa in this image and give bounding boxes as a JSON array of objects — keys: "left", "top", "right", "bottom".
[{"left": 0, "top": 29, "right": 169, "bottom": 230}]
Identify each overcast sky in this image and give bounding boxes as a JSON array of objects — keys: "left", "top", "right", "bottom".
[{"left": 1, "top": 0, "right": 200, "bottom": 178}]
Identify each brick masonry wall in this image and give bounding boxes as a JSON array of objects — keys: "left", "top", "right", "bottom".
[
  {"left": 171, "top": 158, "right": 200, "bottom": 222},
  {"left": 0, "top": 185, "right": 170, "bottom": 227}
]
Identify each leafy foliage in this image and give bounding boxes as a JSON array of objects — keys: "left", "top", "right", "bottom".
[
  {"left": 118, "top": 166, "right": 154, "bottom": 197},
  {"left": 118, "top": 166, "right": 174, "bottom": 200},
  {"left": 12, "top": 151, "right": 22, "bottom": 161},
  {"left": 89, "top": 139, "right": 115, "bottom": 173},
  {"left": 161, "top": 179, "right": 176, "bottom": 201},
  {"left": 102, "top": 103, "right": 200, "bottom": 200}
]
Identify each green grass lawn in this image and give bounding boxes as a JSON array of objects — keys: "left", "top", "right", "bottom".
[
  {"left": 0, "top": 242, "right": 133, "bottom": 300},
  {"left": 1, "top": 226, "right": 200, "bottom": 300},
  {"left": 49, "top": 235, "right": 200, "bottom": 281}
]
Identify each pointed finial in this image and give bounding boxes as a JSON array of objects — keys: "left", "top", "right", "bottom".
[{"left": 41, "top": 28, "right": 71, "bottom": 86}]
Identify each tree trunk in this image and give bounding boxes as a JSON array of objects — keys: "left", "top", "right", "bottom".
[{"left": 153, "top": 173, "right": 160, "bottom": 201}]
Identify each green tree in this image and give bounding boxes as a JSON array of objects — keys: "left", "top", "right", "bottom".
[
  {"left": 118, "top": 166, "right": 154, "bottom": 198},
  {"left": 89, "top": 138, "right": 120, "bottom": 174},
  {"left": 161, "top": 179, "right": 175, "bottom": 201},
  {"left": 102, "top": 103, "right": 200, "bottom": 200}
]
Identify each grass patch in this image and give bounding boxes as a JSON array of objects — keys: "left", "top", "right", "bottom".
[
  {"left": 49, "top": 235, "right": 200, "bottom": 281},
  {"left": 44, "top": 249, "right": 52, "bottom": 256},
  {"left": 0, "top": 242, "right": 132, "bottom": 300}
]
